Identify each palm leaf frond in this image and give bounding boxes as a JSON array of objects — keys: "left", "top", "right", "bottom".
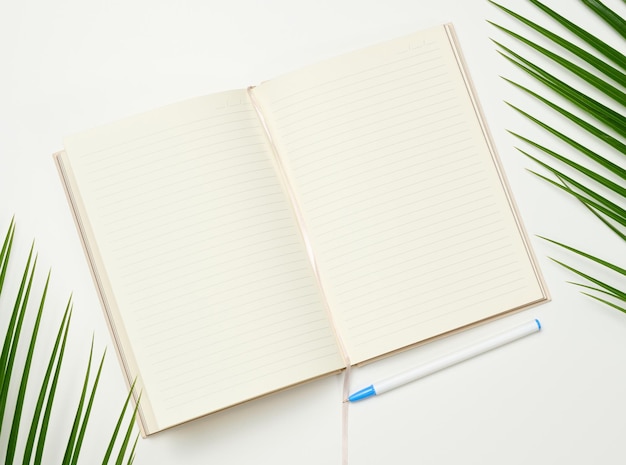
[
  {"left": 490, "top": 1, "right": 626, "bottom": 313},
  {"left": 0, "top": 219, "right": 140, "bottom": 464}
]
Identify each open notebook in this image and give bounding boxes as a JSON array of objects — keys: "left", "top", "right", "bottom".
[{"left": 55, "top": 24, "right": 548, "bottom": 436}]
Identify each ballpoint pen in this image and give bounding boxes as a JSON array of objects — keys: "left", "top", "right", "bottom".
[{"left": 348, "top": 319, "right": 542, "bottom": 402}]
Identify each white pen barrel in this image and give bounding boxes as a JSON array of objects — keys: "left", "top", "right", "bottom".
[{"left": 374, "top": 319, "right": 541, "bottom": 395}]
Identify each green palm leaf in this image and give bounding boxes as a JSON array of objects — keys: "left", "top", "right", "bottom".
[
  {"left": 490, "top": 1, "right": 625, "bottom": 312},
  {"left": 0, "top": 220, "right": 140, "bottom": 464}
]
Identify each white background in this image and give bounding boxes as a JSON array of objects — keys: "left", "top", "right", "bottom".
[{"left": 1, "top": 0, "right": 625, "bottom": 464}]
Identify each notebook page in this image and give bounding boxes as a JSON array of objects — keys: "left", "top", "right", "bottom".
[
  {"left": 61, "top": 90, "right": 344, "bottom": 433},
  {"left": 253, "top": 26, "right": 547, "bottom": 364}
]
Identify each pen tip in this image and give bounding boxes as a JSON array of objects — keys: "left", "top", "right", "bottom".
[{"left": 347, "top": 385, "right": 377, "bottom": 402}]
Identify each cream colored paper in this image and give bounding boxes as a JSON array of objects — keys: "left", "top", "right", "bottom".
[
  {"left": 59, "top": 91, "right": 344, "bottom": 434},
  {"left": 252, "top": 25, "right": 546, "bottom": 363}
]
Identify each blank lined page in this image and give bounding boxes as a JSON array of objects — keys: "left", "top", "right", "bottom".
[
  {"left": 253, "top": 25, "right": 547, "bottom": 363},
  {"left": 61, "top": 90, "right": 344, "bottom": 433}
]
